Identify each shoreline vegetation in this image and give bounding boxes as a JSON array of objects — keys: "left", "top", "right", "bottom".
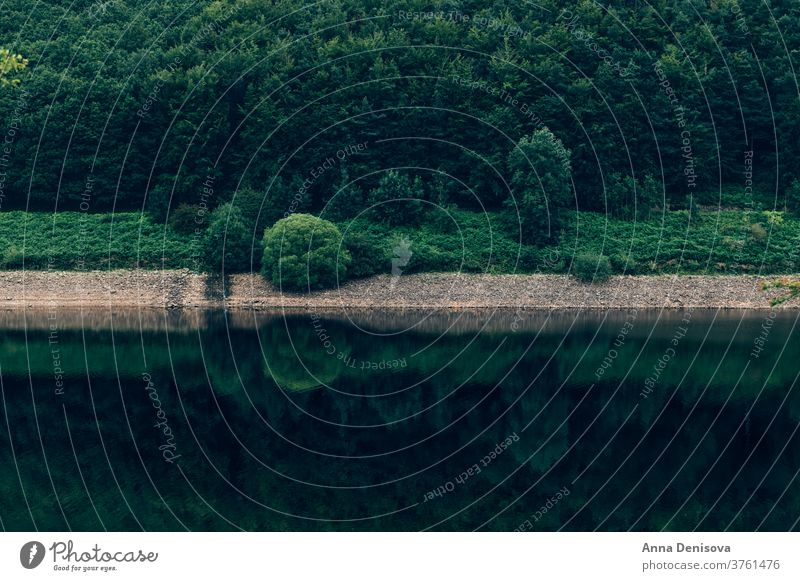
[
  {"left": 4, "top": 206, "right": 800, "bottom": 311},
  {"left": 2, "top": 206, "right": 800, "bottom": 274},
  {"left": 3, "top": 0, "right": 800, "bottom": 313},
  {"left": 0, "top": 270, "right": 798, "bottom": 310}
]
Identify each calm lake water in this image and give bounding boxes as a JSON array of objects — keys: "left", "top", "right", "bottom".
[{"left": 0, "top": 308, "right": 798, "bottom": 531}]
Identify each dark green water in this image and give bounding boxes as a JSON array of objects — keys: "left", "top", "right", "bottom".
[{"left": 0, "top": 308, "right": 798, "bottom": 531}]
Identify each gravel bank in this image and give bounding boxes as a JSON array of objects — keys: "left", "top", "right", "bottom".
[
  {"left": 0, "top": 269, "right": 215, "bottom": 308},
  {"left": 0, "top": 270, "right": 797, "bottom": 309}
]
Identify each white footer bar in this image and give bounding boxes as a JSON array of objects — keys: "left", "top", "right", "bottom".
[{"left": 1, "top": 533, "right": 795, "bottom": 579}]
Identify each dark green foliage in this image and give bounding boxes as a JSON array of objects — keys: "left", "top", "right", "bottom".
[
  {"left": 1, "top": 0, "right": 799, "bottom": 277},
  {"left": 4, "top": 207, "right": 800, "bottom": 276},
  {"left": 606, "top": 173, "right": 661, "bottom": 219},
  {"left": 342, "top": 231, "right": 388, "bottom": 279},
  {"left": 563, "top": 209, "right": 800, "bottom": 274},
  {"left": 506, "top": 129, "right": 572, "bottom": 246},
  {"left": 232, "top": 178, "right": 310, "bottom": 235},
  {"left": 228, "top": 189, "right": 266, "bottom": 231},
  {"left": 0, "top": 0, "right": 797, "bottom": 223},
  {"left": 571, "top": 253, "right": 612, "bottom": 283},
  {"left": 0, "top": 212, "right": 194, "bottom": 270},
  {"left": 337, "top": 206, "right": 800, "bottom": 277},
  {"left": 342, "top": 210, "right": 528, "bottom": 275},
  {"left": 364, "top": 171, "right": 425, "bottom": 226},
  {"left": 202, "top": 203, "right": 254, "bottom": 273},
  {"left": 262, "top": 214, "right": 350, "bottom": 290},
  {"left": 169, "top": 204, "right": 205, "bottom": 235},
  {"left": 609, "top": 252, "right": 634, "bottom": 274},
  {"left": 696, "top": 184, "right": 772, "bottom": 211},
  {"left": 786, "top": 180, "right": 800, "bottom": 215},
  {"left": 229, "top": 186, "right": 287, "bottom": 240},
  {"left": 404, "top": 241, "right": 460, "bottom": 273},
  {"left": 507, "top": 190, "right": 551, "bottom": 247},
  {"left": 146, "top": 186, "right": 173, "bottom": 223},
  {"left": 321, "top": 168, "right": 364, "bottom": 223}
]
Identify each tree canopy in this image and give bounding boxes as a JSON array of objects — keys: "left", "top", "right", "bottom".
[
  {"left": 0, "top": 48, "right": 27, "bottom": 87},
  {"left": 0, "top": 0, "right": 794, "bottom": 218}
]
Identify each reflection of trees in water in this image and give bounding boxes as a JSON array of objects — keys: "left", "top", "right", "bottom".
[
  {"left": 261, "top": 319, "right": 350, "bottom": 392},
  {"left": 0, "top": 314, "right": 799, "bottom": 530}
]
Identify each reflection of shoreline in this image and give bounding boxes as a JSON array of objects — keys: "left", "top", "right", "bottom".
[
  {"left": 2, "top": 307, "right": 797, "bottom": 342},
  {"left": 0, "top": 271, "right": 794, "bottom": 310}
]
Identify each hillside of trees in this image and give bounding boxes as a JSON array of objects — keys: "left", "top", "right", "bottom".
[
  {"left": 1, "top": 0, "right": 799, "bottom": 279},
  {"left": 1, "top": 0, "right": 797, "bottom": 210}
]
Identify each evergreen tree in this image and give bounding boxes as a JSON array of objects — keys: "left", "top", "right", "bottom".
[
  {"left": 364, "top": 170, "right": 425, "bottom": 226},
  {"left": 505, "top": 128, "right": 572, "bottom": 245},
  {"left": 202, "top": 203, "right": 254, "bottom": 273}
]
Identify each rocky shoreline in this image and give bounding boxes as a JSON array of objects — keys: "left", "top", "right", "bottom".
[{"left": 0, "top": 270, "right": 797, "bottom": 310}]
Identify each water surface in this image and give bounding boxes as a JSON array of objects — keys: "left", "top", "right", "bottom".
[{"left": 0, "top": 308, "right": 798, "bottom": 531}]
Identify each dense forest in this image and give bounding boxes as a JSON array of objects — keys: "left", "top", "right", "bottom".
[
  {"left": 0, "top": 0, "right": 799, "bottom": 277},
  {"left": 2, "top": 2, "right": 800, "bottom": 536}
]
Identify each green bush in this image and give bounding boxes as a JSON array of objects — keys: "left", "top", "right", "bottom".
[
  {"left": 2, "top": 245, "right": 24, "bottom": 268},
  {"left": 512, "top": 245, "right": 540, "bottom": 271},
  {"left": 169, "top": 204, "right": 204, "bottom": 235},
  {"left": 571, "top": 252, "right": 612, "bottom": 283},
  {"left": 764, "top": 211, "right": 784, "bottom": 227},
  {"left": 423, "top": 204, "right": 460, "bottom": 234},
  {"left": 749, "top": 222, "right": 767, "bottom": 241},
  {"left": 609, "top": 252, "right": 634, "bottom": 273},
  {"left": 406, "top": 242, "right": 455, "bottom": 273},
  {"left": 262, "top": 214, "right": 350, "bottom": 290},
  {"left": 696, "top": 184, "right": 769, "bottom": 210},
  {"left": 342, "top": 231, "right": 388, "bottom": 278},
  {"left": 202, "top": 203, "right": 254, "bottom": 273},
  {"left": 364, "top": 170, "right": 424, "bottom": 225}
]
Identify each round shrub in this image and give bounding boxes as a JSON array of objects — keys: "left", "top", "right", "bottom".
[
  {"left": 262, "top": 214, "right": 350, "bottom": 290},
  {"left": 571, "top": 252, "right": 612, "bottom": 283}
]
